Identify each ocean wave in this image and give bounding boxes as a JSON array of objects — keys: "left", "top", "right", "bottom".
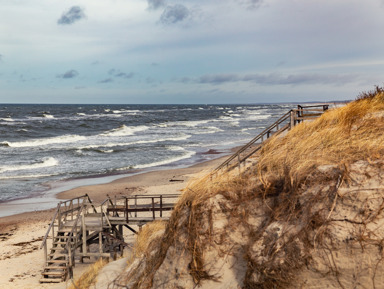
[
  {"left": 43, "top": 114, "right": 54, "bottom": 119},
  {"left": 160, "top": 119, "right": 211, "bottom": 128},
  {"left": 1, "top": 134, "right": 87, "bottom": 148},
  {"left": 248, "top": 114, "right": 271, "bottom": 120},
  {"left": 101, "top": 125, "right": 149, "bottom": 137},
  {"left": 0, "top": 118, "right": 15, "bottom": 122},
  {"left": 197, "top": 126, "right": 224, "bottom": 134},
  {"left": 0, "top": 157, "right": 58, "bottom": 173},
  {"left": 77, "top": 134, "right": 192, "bottom": 150},
  {"left": 132, "top": 149, "right": 196, "bottom": 170},
  {"left": 0, "top": 173, "right": 59, "bottom": 180}
]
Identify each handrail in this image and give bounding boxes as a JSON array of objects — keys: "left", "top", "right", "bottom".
[
  {"left": 213, "top": 110, "right": 292, "bottom": 172},
  {"left": 40, "top": 195, "right": 88, "bottom": 249},
  {"left": 40, "top": 203, "right": 60, "bottom": 250},
  {"left": 85, "top": 193, "right": 98, "bottom": 214},
  {"left": 212, "top": 104, "right": 329, "bottom": 175},
  {"left": 64, "top": 203, "right": 84, "bottom": 251},
  {"left": 105, "top": 194, "right": 180, "bottom": 223}
]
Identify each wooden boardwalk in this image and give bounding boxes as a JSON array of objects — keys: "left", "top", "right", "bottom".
[{"left": 40, "top": 194, "right": 179, "bottom": 283}]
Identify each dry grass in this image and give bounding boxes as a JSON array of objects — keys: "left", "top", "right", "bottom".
[
  {"left": 69, "top": 258, "right": 108, "bottom": 289},
  {"left": 116, "top": 89, "right": 384, "bottom": 289},
  {"left": 133, "top": 220, "right": 167, "bottom": 258},
  {"left": 256, "top": 90, "right": 384, "bottom": 187}
]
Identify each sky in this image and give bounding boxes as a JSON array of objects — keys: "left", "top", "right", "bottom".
[{"left": 1, "top": 0, "right": 384, "bottom": 104}]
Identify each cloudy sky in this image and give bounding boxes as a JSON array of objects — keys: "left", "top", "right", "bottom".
[{"left": 1, "top": 0, "right": 384, "bottom": 104}]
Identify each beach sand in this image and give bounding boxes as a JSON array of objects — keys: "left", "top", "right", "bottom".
[{"left": 0, "top": 155, "right": 227, "bottom": 289}]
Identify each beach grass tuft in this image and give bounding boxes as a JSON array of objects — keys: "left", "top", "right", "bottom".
[{"left": 68, "top": 258, "right": 108, "bottom": 289}]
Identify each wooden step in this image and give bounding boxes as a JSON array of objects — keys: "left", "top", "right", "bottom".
[
  {"left": 50, "top": 247, "right": 66, "bottom": 252},
  {"left": 52, "top": 241, "right": 67, "bottom": 245},
  {"left": 40, "top": 277, "right": 63, "bottom": 283},
  {"left": 44, "top": 266, "right": 67, "bottom": 270},
  {"left": 58, "top": 228, "right": 80, "bottom": 233},
  {"left": 42, "top": 271, "right": 66, "bottom": 276},
  {"left": 47, "top": 259, "right": 68, "bottom": 264},
  {"left": 48, "top": 253, "right": 67, "bottom": 258}
]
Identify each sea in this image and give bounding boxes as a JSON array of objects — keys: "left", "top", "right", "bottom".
[{"left": 0, "top": 103, "right": 298, "bottom": 216}]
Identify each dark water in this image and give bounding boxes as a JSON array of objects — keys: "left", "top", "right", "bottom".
[{"left": 0, "top": 103, "right": 296, "bottom": 204}]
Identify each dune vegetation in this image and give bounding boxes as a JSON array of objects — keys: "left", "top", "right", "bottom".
[{"left": 108, "top": 86, "right": 384, "bottom": 288}]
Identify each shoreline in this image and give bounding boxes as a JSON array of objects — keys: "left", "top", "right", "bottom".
[
  {"left": 0, "top": 153, "right": 228, "bottom": 222},
  {"left": 0, "top": 152, "right": 228, "bottom": 289},
  {"left": 0, "top": 150, "right": 229, "bottom": 219}
]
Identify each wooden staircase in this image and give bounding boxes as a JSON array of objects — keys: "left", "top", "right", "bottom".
[
  {"left": 40, "top": 228, "right": 80, "bottom": 282},
  {"left": 211, "top": 104, "right": 330, "bottom": 176},
  {"left": 40, "top": 196, "right": 89, "bottom": 283},
  {"left": 40, "top": 194, "right": 179, "bottom": 283}
]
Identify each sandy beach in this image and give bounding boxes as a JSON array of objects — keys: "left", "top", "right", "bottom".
[{"left": 0, "top": 155, "right": 227, "bottom": 289}]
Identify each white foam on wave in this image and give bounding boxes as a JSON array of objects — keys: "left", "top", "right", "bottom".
[
  {"left": 43, "top": 114, "right": 54, "bottom": 119},
  {"left": 132, "top": 149, "right": 196, "bottom": 170},
  {"left": 2, "top": 134, "right": 87, "bottom": 148},
  {"left": 248, "top": 114, "right": 271, "bottom": 120},
  {"left": 77, "top": 113, "right": 86, "bottom": 116},
  {"left": 0, "top": 173, "right": 59, "bottom": 180},
  {"left": 77, "top": 134, "right": 192, "bottom": 150},
  {"left": 162, "top": 119, "right": 211, "bottom": 128},
  {"left": 197, "top": 126, "right": 224, "bottom": 134},
  {"left": 0, "top": 118, "right": 15, "bottom": 122},
  {"left": 0, "top": 157, "right": 58, "bottom": 173},
  {"left": 101, "top": 125, "right": 149, "bottom": 137}
]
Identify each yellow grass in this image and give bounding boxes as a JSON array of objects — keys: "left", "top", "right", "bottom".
[
  {"left": 256, "top": 91, "right": 384, "bottom": 185},
  {"left": 133, "top": 220, "right": 167, "bottom": 258},
  {"left": 68, "top": 258, "right": 108, "bottom": 289}
]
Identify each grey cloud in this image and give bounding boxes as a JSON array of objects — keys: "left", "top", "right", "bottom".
[
  {"left": 98, "top": 78, "right": 113, "bottom": 83},
  {"left": 198, "top": 73, "right": 359, "bottom": 86},
  {"left": 160, "top": 4, "right": 190, "bottom": 25},
  {"left": 237, "top": 0, "right": 263, "bottom": 10},
  {"left": 243, "top": 73, "right": 358, "bottom": 85},
  {"left": 58, "top": 6, "right": 86, "bottom": 25},
  {"left": 0, "top": 54, "right": 3, "bottom": 62},
  {"left": 57, "top": 70, "right": 79, "bottom": 79},
  {"left": 116, "top": 72, "right": 134, "bottom": 79},
  {"left": 147, "top": 0, "right": 166, "bottom": 10},
  {"left": 109, "top": 69, "right": 134, "bottom": 79},
  {"left": 199, "top": 74, "right": 239, "bottom": 84}
]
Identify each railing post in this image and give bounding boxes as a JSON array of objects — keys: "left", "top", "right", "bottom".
[
  {"left": 160, "top": 195, "right": 163, "bottom": 218},
  {"left": 290, "top": 110, "right": 295, "bottom": 128},
  {"left": 44, "top": 243, "right": 47, "bottom": 263},
  {"left": 82, "top": 209, "right": 86, "bottom": 260},
  {"left": 152, "top": 197, "right": 155, "bottom": 220},
  {"left": 125, "top": 198, "right": 129, "bottom": 223},
  {"left": 135, "top": 195, "right": 137, "bottom": 218}
]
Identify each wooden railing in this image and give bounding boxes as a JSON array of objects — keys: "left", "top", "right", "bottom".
[
  {"left": 40, "top": 194, "right": 96, "bottom": 263},
  {"left": 104, "top": 194, "right": 180, "bottom": 223},
  {"left": 212, "top": 104, "right": 329, "bottom": 175}
]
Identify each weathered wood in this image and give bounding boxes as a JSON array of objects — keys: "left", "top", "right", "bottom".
[{"left": 41, "top": 193, "right": 179, "bottom": 283}]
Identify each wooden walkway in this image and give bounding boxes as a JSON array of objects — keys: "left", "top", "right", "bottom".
[{"left": 40, "top": 194, "right": 179, "bottom": 283}]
